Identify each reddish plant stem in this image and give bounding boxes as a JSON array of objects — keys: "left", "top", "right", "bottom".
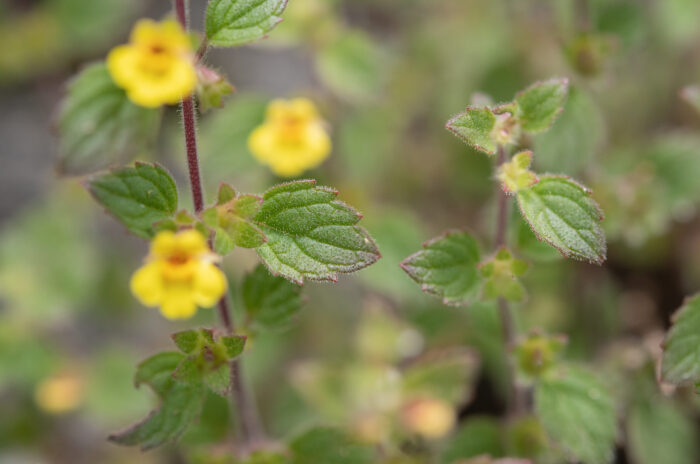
[
  {"left": 219, "top": 296, "right": 265, "bottom": 444},
  {"left": 174, "top": 0, "right": 265, "bottom": 446},
  {"left": 176, "top": 0, "right": 203, "bottom": 213},
  {"left": 494, "top": 144, "right": 526, "bottom": 417},
  {"left": 181, "top": 97, "right": 204, "bottom": 213},
  {"left": 196, "top": 39, "right": 209, "bottom": 63}
]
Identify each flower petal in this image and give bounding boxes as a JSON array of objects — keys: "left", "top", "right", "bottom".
[
  {"left": 160, "top": 289, "right": 198, "bottom": 320},
  {"left": 176, "top": 229, "right": 209, "bottom": 256},
  {"left": 193, "top": 263, "right": 227, "bottom": 307},
  {"left": 130, "top": 262, "right": 164, "bottom": 307},
  {"left": 151, "top": 230, "right": 178, "bottom": 258}
]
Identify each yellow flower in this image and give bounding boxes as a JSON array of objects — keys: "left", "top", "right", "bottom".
[
  {"left": 130, "top": 229, "right": 227, "bottom": 320},
  {"left": 107, "top": 19, "right": 196, "bottom": 108},
  {"left": 35, "top": 372, "right": 84, "bottom": 414},
  {"left": 248, "top": 98, "right": 331, "bottom": 177},
  {"left": 400, "top": 397, "right": 456, "bottom": 439}
]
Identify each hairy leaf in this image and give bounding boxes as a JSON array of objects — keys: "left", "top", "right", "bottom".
[
  {"left": 205, "top": 0, "right": 287, "bottom": 47},
  {"left": 400, "top": 231, "right": 482, "bottom": 305},
  {"left": 252, "top": 180, "right": 380, "bottom": 284},
  {"left": 446, "top": 107, "right": 497, "bottom": 155},
  {"left": 172, "top": 329, "right": 207, "bottom": 354},
  {"left": 242, "top": 264, "right": 302, "bottom": 330},
  {"left": 661, "top": 294, "right": 700, "bottom": 385},
  {"left": 515, "top": 78, "right": 569, "bottom": 133},
  {"left": 87, "top": 163, "right": 178, "bottom": 238},
  {"left": 57, "top": 63, "right": 160, "bottom": 175},
  {"left": 517, "top": 176, "right": 605, "bottom": 264},
  {"left": 109, "top": 352, "right": 205, "bottom": 450},
  {"left": 290, "top": 426, "right": 377, "bottom": 464},
  {"left": 220, "top": 335, "right": 247, "bottom": 359},
  {"left": 170, "top": 329, "right": 246, "bottom": 396},
  {"left": 535, "top": 365, "right": 617, "bottom": 464}
]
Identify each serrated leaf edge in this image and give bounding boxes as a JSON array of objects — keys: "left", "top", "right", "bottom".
[
  {"left": 399, "top": 229, "right": 481, "bottom": 306},
  {"left": 254, "top": 179, "right": 381, "bottom": 285},
  {"left": 517, "top": 174, "right": 606, "bottom": 265},
  {"left": 445, "top": 106, "right": 497, "bottom": 155}
]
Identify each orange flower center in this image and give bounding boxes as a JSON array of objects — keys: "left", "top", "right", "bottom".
[
  {"left": 276, "top": 115, "right": 307, "bottom": 144},
  {"left": 167, "top": 254, "right": 190, "bottom": 266}
]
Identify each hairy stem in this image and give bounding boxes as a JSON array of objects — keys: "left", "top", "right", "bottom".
[
  {"left": 174, "top": 0, "right": 265, "bottom": 446},
  {"left": 219, "top": 296, "right": 265, "bottom": 444},
  {"left": 495, "top": 144, "right": 526, "bottom": 416}
]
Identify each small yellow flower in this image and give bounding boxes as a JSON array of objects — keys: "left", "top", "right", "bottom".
[
  {"left": 248, "top": 98, "right": 331, "bottom": 177},
  {"left": 400, "top": 397, "right": 456, "bottom": 439},
  {"left": 130, "top": 229, "right": 226, "bottom": 320},
  {"left": 107, "top": 19, "right": 196, "bottom": 108},
  {"left": 35, "top": 372, "right": 84, "bottom": 414}
]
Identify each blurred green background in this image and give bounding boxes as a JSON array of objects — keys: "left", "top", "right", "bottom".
[{"left": 1, "top": 0, "right": 700, "bottom": 463}]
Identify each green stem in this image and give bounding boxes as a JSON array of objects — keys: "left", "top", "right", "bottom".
[{"left": 174, "top": 0, "right": 266, "bottom": 447}]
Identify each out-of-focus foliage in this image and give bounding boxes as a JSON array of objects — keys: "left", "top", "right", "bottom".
[{"left": 0, "top": 0, "right": 139, "bottom": 85}]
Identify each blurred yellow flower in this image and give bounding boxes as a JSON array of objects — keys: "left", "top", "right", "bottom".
[
  {"left": 130, "top": 229, "right": 226, "bottom": 320},
  {"left": 107, "top": 19, "right": 196, "bottom": 108},
  {"left": 400, "top": 397, "right": 456, "bottom": 439},
  {"left": 35, "top": 373, "right": 84, "bottom": 414},
  {"left": 248, "top": 98, "right": 331, "bottom": 177}
]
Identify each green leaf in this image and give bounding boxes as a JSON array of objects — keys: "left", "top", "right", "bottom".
[
  {"left": 290, "top": 426, "right": 377, "bottom": 464},
  {"left": 170, "top": 330, "right": 246, "bottom": 397},
  {"left": 515, "top": 78, "right": 569, "bottom": 134},
  {"left": 109, "top": 352, "right": 205, "bottom": 450},
  {"left": 533, "top": 87, "right": 605, "bottom": 174},
  {"left": 440, "top": 417, "right": 503, "bottom": 464},
  {"left": 220, "top": 335, "right": 247, "bottom": 358},
  {"left": 87, "top": 162, "right": 178, "bottom": 238},
  {"left": 316, "top": 32, "right": 386, "bottom": 103},
  {"left": 205, "top": 0, "right": 287, "bottom": 47},
  {"left": 242, "top": 264, "right": 302, "bottom": 330},
  {"left": 445, "top": 107, "right": 497, "bottom": 155},
  {"left": 253, "top": 180, "right": 380, "bottom": 285},
  {"left": 57, "top": 62, "right": 160, "bottom": 175},
  {"left": 400, "top": 231, "right": 482, "bottom": 306},
  {"left": 172, "top": 330, "right": 205, "bottom": 354},
  {"left": 402, "top": 349, "right": 478, "bottom": 405},
  {"left": 517, "top": 175, "right": 606, "bottom": 264},
  {"left": 217, "top": 183, "right": 237, "bottom": 204},
  {"left": 661, "top": 294, "right": 700, "bottom": 385},
  {"left": 213, "top": 227, "right": 236, "bottom": 255},
  {"left": 535, "top": 365, "right": 617, "bottom": 464},
  {"left": 203, "top": 364, "right": 231, "bottom": 396},
  {"left": 647, "top": 134, "right": 700, "bottom": 215},
  {"left": 627, "top": 398, "right": 698, "bottom": 464}
]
